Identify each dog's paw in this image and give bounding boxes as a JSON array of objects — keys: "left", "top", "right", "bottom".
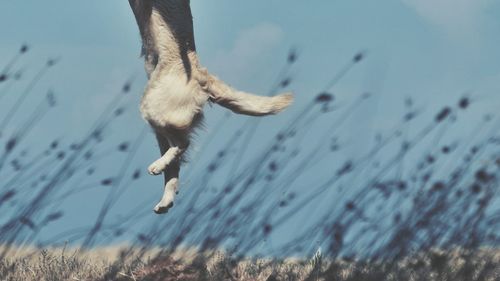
[
  {"left": 148, "top": 160, "right": 166, "bottom": 175},
  {"left": 153, "top": 201, "right": 174, "bottom": 214}
]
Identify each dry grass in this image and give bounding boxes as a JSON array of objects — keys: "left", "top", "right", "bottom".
[
  {"left": 1, "top": 247, "right": 499, "bottom": 281},
  {"left": 2, "top": 44, "right": 500, "bottom": 281}
]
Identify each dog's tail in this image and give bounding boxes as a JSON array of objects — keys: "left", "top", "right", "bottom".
[{"left": 200, "top": 72, "right": 293, "bottom": 116}]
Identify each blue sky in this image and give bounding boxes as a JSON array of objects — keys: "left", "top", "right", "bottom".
[
  {"left": 2, "top": 0, "right": 500, "bottom": 120},
  {"left": 1, "top": 0, "right": 500, "bottom": 248}
]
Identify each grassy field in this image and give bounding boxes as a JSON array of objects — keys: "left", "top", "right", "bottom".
[
  {"left": 2, "top": 45, "right": 500, "bottom": 280},
  {"left": 1, "top": 247, "right": 499, "bottom": 281}
]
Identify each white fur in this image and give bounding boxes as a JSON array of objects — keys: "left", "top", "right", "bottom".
[{"left": 128, "top": 0, "right": 293, "bottom": 214}]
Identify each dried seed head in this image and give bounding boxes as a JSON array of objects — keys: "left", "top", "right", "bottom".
[
  {"left": 315, "top": 92, "right": 334, "bottom": 103},
  {"left": 353, "top": 52, "right": 365, "bottom": 63},
  {"left": 435, "top": 107, "right": 451, "bottom": 122},
  {"left": 70, "top": 143, "right": 81, "bottom": 150},
  {"left": 45, "top": 212, "right": 63, "bottom": 222},
  {"left": 287, "top": 48, "right": 298, "bottom": 64},
  {"left": 405, "top": 97, "right": 413, "bottom": 108},
  {"left": 475, "top": 169, "right": 492, "bottom": 183},
  {"left": 132, "top": 169, "right": 141, "bottom": 180},
  {"left": 393, "top": 213, "right": 401, "bottom": 223},
  {"left": 426, "top": 155, "right": 435, "bottom": 164},
  {"left": 217, "top": 150, "right": 225, "bottom": 158},
  {"left": 470, "top": 183, "right": 481, "bottom": 194},
  {"left": 20, "top": 217, "right": 36, "bottom": 230},
  {"left": 114, "top": 108, "right": 124, "bottom": 116},
  {"left": 207, "top": 163, "right": 217, "bottom": 172},
  {"left": 46, "top": 91, "right": 56, "bottom": 107},
  {"left": 20, "top": 44, "right": 29, "bottom": 54},
  {"left": 11, "top": 159, "right": 21, "bottom": 171},
  {"left": 345, "top": 201, "right": 355, "bottom": 210},
  {"left": 432, "top": 181, "right": 445, "bottom": 191},
  {"left": 118, "top": 142, "right": 129, "bottom": 152},
  {"left": 84, "top": 151, "right": 92, "bottom": 160},
  {"left": 337, "top": 161, "right": 353, "bottom": 176},
  {"left": 404, "top": 112, "right": 416, "bottom": 122},
  {"left": 0, "top": 190, "right": 16, "bottom": 203},
  {"left": 470, "top": 146, "right": 478, "bottom": 154},
  {"left": 14, "top": 70, "right": 22, "bottom": 80},
  {"left": 101, "top": 178, "right": 114, "bottom": 186},
  {"left": 458, "top": 97, "right": 469, "bottom": 109},
  {"left": 263, "top": 224, "right": 272, "bottom": 235},
  {"left": 122, "top": 82, "right": 131, "bottom": 93},
  {"left": 397, "top": 181, "right": 407, "bottom": 191},
  {"left": 5, "top": 138, "right": 17, "bottom": 152},
  {"left": 333, "top": 231, "right": 343, "bottom": 244},
  {"left": 269, "top": 161, "right": 278, "bottom": 172},
  {"left": 280, "top": 78, "right": 291, "bottom": 88},
  {"left": 46, "top": 58, "right": 58, "bottom": 67}
]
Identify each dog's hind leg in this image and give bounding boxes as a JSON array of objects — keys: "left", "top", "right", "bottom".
[
  {"left": 154, "top": 159, "right": 180, "bottom": 214},
  {"left": 147, "top": 132, "right": 186, "bottom": 176},
  {"left": 152, "top": 132, "right": 188, "bottom": 214}
]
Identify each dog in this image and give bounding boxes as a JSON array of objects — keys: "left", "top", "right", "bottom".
[{"left": 128, "top": 0, "right": 293, "bottom": 214}]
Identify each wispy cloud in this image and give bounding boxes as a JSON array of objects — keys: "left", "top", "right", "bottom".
[
  {"left": 402, "top": 0, "right": 493, "bottom": 37},
  {"left": 210, "top": 22, "right": 284, "bottom": 83}
]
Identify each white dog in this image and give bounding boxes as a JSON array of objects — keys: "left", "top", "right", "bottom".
[{"left": 128, "top": 0, "right": 293, "bottom": 214}]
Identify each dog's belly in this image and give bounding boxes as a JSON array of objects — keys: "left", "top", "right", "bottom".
[
  {"left": 140, "top": 75, "right": 206, "bottom": 130},
  {"left": 141, "top": 102, "right": 200, "bottom": 130}
]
